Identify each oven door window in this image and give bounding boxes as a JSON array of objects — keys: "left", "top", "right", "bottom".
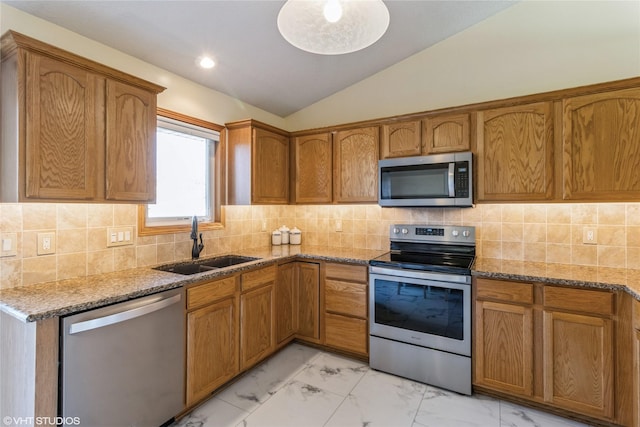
[{"left": 374, "top": 278, "right": 464, "bottom": 340}]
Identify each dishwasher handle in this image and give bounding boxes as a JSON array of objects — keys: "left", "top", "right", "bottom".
[{"left": 68, "top": 293, "right": 182, "bottom": 335}]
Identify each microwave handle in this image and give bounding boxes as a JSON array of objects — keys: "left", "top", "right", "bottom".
[{"left": 448, "top": 162, "right": 455, "bottom": 197}]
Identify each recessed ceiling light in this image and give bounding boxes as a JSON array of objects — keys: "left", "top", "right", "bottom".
[{"left": 198, "top": 56, "right": 215, "bottom": 69}]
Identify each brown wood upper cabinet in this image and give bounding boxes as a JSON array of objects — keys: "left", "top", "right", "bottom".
[
  {"left": 291, "top": 132, "right": 332, "bottom": 203},
  {"left": 423, "top": 113, "right": 470, "bottom": 154},
  {"left": 226, "top": 120, "right": 289, "bottom": 204},
  {"left": 562, "top": 87, "right": 640, "bottom": 201},
  {"left": 476, "top": 102, "right": 554, "bottom": 201},
  {"left": 0, "top": 31, "right": 163, "bottom": 203},
  {"left": 333, "top": 126, "right": 379, "bottom": 203},
  {"left": 380, "top": 120, "right": 421, "bottom": 159}
]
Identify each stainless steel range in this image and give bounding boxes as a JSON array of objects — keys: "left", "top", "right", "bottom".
[{"left": 369, "top": 224, "right": 476, "bottom": 395}]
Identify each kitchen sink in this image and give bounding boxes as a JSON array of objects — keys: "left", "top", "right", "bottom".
[{"left": 154, "top": 255, "right": 260, "bottom": 275}]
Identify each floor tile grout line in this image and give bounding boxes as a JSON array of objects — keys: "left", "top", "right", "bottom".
[{"left": 321, "top": 361, "right": 371, "bottom": 427}]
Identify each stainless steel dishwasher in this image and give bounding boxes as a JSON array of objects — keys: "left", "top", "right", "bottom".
[{"left": 60, "top": 288, "right": 185, "bottom": 427}]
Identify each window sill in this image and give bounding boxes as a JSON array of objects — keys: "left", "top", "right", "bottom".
[{"left": 137, "top": 205, "right": 225, "bottom": 236}]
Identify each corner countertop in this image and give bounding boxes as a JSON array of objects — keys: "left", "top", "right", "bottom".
[
  {"left": 473, "top": 257, "right": 640, "bottom": 301},
  {"left": 4, "top": 249, "right": 639, "bottom": 323},
  {"left": 0, "top": 245, "right": 385, "bottom": 323}
]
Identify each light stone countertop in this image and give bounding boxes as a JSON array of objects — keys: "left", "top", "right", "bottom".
[
  {"left": 473, "top": 257, "right": 640, "bottom": 301},
  {"left": 0, "top": 245, "right": 385, "bottom": 322}
]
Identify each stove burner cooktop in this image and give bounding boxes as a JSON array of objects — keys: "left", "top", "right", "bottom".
[
  {"left": 369, "top": 224, "right": 476, "bottom": 276},
  {"left": 369, "top": 251, "right": 475, "bottom": 275}
]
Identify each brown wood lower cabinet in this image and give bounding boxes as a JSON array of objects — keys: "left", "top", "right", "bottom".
[
  {"left": 474, "top": 277, "right": 622, "bottom": 425},
  {"left": 275, "top": 262, "right": 297, "bottom": 344},
  {"left": 240, "top": 266, "right": 276, "bottom": 370},
  {"left": 322, "top": 262, "right": 368, "bottom": 357},
  {"left": 185, "top": 260, "right": 360, "bottom": 409},
  {"left": 475, "top": 299, "right": 533, "bottom": 397},
  {"left": 185, "top": 276, "right": 239, "bottom": 406},
  {"left": 542, "top": 310, "right": 613, "bottom": 418},
  {"left": 297, "top": 262, "right": 320, "bottom": 342}
]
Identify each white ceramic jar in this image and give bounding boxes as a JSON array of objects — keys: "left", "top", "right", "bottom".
[
  {"left": 271, "top": 230, "right": 282, "bottom": 245},
  {"left": 290, "top": 227, "right": 301, "bottom": 245},
  {"left": 279, "top": 225, "right": 290, "bottom": 244}
]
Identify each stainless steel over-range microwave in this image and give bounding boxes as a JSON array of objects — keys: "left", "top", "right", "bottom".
[{"left": 378, "top": 151, "right": 473, "bottom": 207}]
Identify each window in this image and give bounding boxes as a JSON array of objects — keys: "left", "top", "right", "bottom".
[{"left": 138, "top": 109, "right": 225, "bottom": 235}]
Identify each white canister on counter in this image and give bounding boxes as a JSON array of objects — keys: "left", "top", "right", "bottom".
[
  {"left": 290, "top": 227, "right": 301, "bottom": 245},
  {"left": 271, "top": 230, "right": 282, "bottom": 245},
  {"left": 279, "top": 225, "right": 290, "bottom": 244}
]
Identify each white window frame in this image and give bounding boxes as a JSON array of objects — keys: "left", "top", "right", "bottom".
[{"left": 138, "top": 109, "right": 225, "bottom": 236}]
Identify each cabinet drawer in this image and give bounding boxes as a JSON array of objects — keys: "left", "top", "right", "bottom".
[
  {"left": 187, "top": 276, "right": 237, "bottom": 310},
  {"left": 325, "top": 313, "right": 367, "bottom": 356},
  {"left": 241, "top": 265, "right": 276, "bottom": 292},
  {"left": 476, "top": 278, "right": 533, "bottom": 304},
  {"left": 325, "top": 263, "right": 367, "bottom": 283},
  {"left": 325, "top": 280, "right": 367, "bottom": 318},
  {"left": 544, "top": 286, "right": 613, "bottom": 316}
]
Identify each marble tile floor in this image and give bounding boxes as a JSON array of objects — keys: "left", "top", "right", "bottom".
[{"left": 173, "top": 343, "right": 590, "bottom": 427}]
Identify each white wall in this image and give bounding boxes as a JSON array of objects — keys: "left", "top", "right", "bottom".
[
  {"left": 284, "top": 1, "right": 640, "bottom": 131},
  {"left": 0, "top": 3, "right": 287, "bottom": 129}
]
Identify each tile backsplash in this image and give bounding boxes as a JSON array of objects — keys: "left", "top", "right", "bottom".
[{"left": 1, "top": 202, "right": 639, "bottom": 289}]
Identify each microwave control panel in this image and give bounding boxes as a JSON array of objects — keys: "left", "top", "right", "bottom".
[{"left": 454, "top": 162, "right": 470, "bottom": 197}]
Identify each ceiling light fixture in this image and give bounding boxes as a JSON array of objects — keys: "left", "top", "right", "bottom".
[
  {"left": 277, "top": 0, "right": 390, "bottom": 55},
  {"left": 198, "top": 56, "right": 215, "bottom": 69}
]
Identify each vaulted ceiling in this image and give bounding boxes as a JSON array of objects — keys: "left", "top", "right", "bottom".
[{"left": 4, "top": 1, "right": 515, "bottom": 117}]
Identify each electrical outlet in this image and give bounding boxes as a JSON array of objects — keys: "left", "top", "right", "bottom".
[
  {"left": 583, "top": 227, "right": 598, "bottom": 245},
  {"left": 335, "top": 219, "right": 342, "bottom": 232},
  {"left": 261, "top": 219, "right": 267, "bottom": 232},
  {"left": 37, "top": 232, "right": 56, "bottom": 255}
]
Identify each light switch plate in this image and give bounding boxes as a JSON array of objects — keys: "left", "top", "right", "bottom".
[
  {"left": 106, "top": 226, "right": 134, "bottom": 247},
  {"left": 0, "top": 233, "right": 17, "bottom": 257}
]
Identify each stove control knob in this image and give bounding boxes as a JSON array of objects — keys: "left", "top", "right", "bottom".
[
  {"left": 462, "top": 230, "right": 471, "bottom": 238},
  {"left": 401, "top": 228, "right": 409, "bottom": 235},
  {"left": 452, "top": 230, "right": 459, "bottom": 237},
  {"left": 393, "top": 227, "right": 400, "bottom": 235}
]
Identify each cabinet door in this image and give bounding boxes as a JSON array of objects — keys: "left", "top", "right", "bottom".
[
  {"left": 240, "top": 284, "right": 275, "bottom": 370},
  {"left": 476, "top": 102, "right": 554, "bottom": 201},
  {"left": 276, "top": 262, "right": 297, "bottom": 344},
  {"left": 105, "top": 79, "right": 156, "bottom": 202},
  {"left": 252, "top": 128, "right": 289, "bottom": 204},
  {"left": 186, "top": 297, "right": 239, "bottom": 405},
  {"left": 333, "top": 126, "right": 379, "bottom": 203},
  {"left": 24, "top": 53, "right": 102, "bottom": 200},
  {"left": 474, "top": 300, "right": 533, "bottom": 397},
  {"left": 297, "top": 262, "right": 320, "bottom": 342},
  {"left": 563, "top": 88, "right": 640, "bottom": 200},
  {"left": 423, "top": 113, "right": 470, "bottom": 154},
  {"left": 293, "top": 133, "right": 332, "bottom": 203},
  {"left": 380, "top": 120, "right": 421, "bottom": 159},
  {"left": 543, "top": 310, "right": 614, "bottom": 419}
]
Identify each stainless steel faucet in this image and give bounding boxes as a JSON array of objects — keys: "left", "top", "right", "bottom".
[{"left": 191, "top": 216, "right": 204, "bottom": 259}]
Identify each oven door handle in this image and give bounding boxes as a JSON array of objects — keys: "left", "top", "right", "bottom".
[
  {"left": 448, "top": 162, "right": 455, "bottom": 197},
  {"left": 369, "top": 266, "right": 471, "bottom": 285}
]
